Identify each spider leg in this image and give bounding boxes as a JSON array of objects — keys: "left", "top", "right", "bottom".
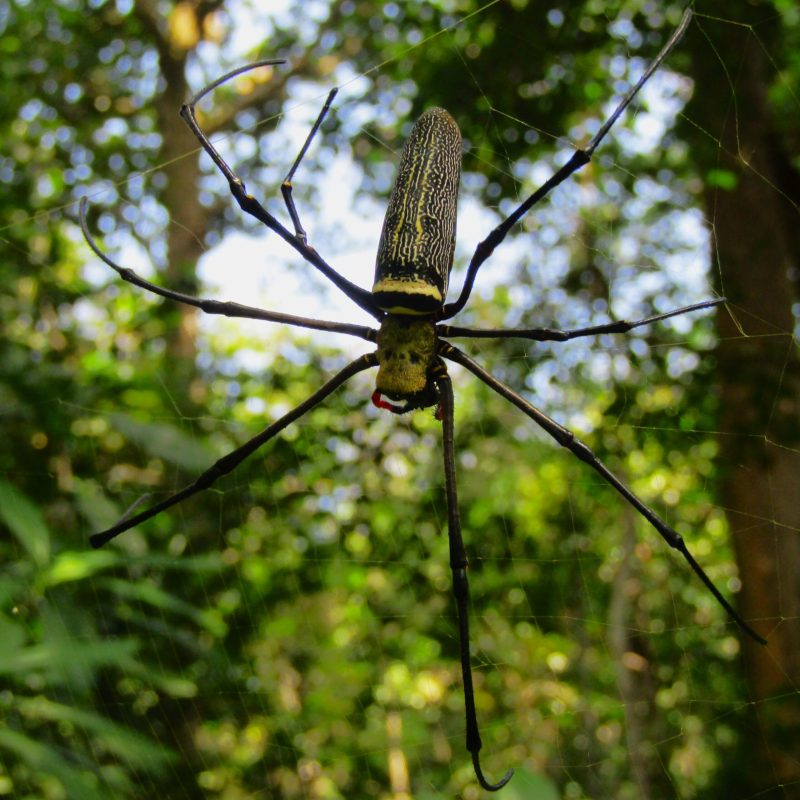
[
  {"left": 178, "top": 60, "right": 380, "bottom": 319},
  {"left": 80, "top": 199, "right": 376, "bottom": 342},
  {"left": 435, "top": 365, "right": 514, "bottom": 792},
  {"left": 281, "top": 88, "right": 338, "bottom": 244},
  {"left": 90, "top": 353, "right": 377, "bottom": 548},
  {"left": 440, "top": 8, "right": 693, "bottom": 321},
  {"left": 441, "top": 342, "right": 767, "bottom": 646},
  {"left": 438, "top": 298, "right": 724, "bottom": 342}
]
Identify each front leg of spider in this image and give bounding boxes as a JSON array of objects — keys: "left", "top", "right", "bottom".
[
  {"left": 280, "top": 87, "right": 339, "bottom": 244},
  {"left": 178, "top": 68, "right": 287, "bottom": 238},
  {"left": 177, "top": 60, "right": 283, "bottom": 204},
  {"left": 179, "top": 59, "right": 379, "bottom": 318},
  {"left": 440, "top": 7, "right": 694, "bottom": 320},
  {"left": 443, "top": 344, "right": 767, "bottom": 647},
  {"left": 89, "top": 354, "right": 376, "bottom": 548}
]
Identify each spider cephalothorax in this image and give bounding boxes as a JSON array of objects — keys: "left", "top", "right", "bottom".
[
  {"left": 80, "top": 8, "right": 765, "bottom": 791},
  {"left": 372, "top": 315, "right": 438, "bottom": 414}
]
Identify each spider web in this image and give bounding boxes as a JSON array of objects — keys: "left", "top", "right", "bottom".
[{"left": 2, "top": 2, "right": 799, "bottom": 798}]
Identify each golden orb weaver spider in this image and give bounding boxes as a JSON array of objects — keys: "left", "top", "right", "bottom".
[{"left": 80, "top": 7, "right": 765, "bottom": 791}]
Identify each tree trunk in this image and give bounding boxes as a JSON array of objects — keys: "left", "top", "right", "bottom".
[
  {"left": 134, "top": 0, "right": 211, "bottom": 394},
  {"left": 608, "top": 507, "right": 672, "bottom": 800},
  {"left": 685, "top": 3, "right": 800, "bottom": 793}
]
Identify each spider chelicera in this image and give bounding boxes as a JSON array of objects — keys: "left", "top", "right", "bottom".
[{"left": 80, "top": 7, "right": 765, "bottom": 791}]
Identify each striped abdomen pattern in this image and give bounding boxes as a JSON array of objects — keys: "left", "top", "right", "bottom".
[{"left": 372, "top": 107, "right": 462, "bottom": 314}]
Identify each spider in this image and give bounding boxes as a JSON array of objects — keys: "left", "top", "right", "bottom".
[{"left": 80, "top": 7, "right": 765, "bottom": 791}]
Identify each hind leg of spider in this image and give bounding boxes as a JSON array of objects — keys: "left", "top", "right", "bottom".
[
  {"left": 90, "top": 354, "right": 376, "bottom": 548},
  {"left": 443, "top": 343, "right": 767, "bottom": 646},
  {"left": 435, "top": 367, "right": 514, "bottom": 791}
]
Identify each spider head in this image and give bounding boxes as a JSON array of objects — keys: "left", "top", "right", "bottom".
[{"left": 373, "top": 315, "right": 437, "bottom": 415}]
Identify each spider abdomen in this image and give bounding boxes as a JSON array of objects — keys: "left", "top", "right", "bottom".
[{"left": 373, "top": 107, "right": 462, "bottom": 315}]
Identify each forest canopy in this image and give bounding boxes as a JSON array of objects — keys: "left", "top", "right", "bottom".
[{"left": 1, "top": 1, "right": 798, "bottom": 798}]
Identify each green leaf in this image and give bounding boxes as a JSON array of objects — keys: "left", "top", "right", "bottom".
[
  {"left": 0, "top": 480, "right": 50, "bottom": 566},
  {"left": 502, "top": 768, "right": 561, "bottom": 800},
  {"left": 44, "top": 549, "right": 120, "bottom": 586},
  {"left": 0, "top": 635, "right": 139, "bottom": 678},
  {"left": 16, "top": 696, "right": 176, "bottom": 772},
  {"left": 73, "top": 477, "right": 133, "bottom": 536},
  {"left": 110, "top": 412, "right": 216, "bottom": 470},
  {"left": 705, "top": 168, "right": 739, "bottom": 190},
  {"left": 123, "top": 660, "right": 199, "bottom": 698},
  {"left": 100, "top": 577, "right": 227, "bottom": 636},
  {"left": 0, "top": 614, "right": 27, "bottom": 657},
  {"left": 0, "top": 727, "right": 117, "bottom": 799}
]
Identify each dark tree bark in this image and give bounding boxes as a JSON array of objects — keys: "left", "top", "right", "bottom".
[
  {"left": 685, "top": 3, "right": 800, "bottom": 793},
  {"left": 134, "top": 0, "right": 216, "bottom": 375},
  {"left": 129, "top": 1, "right": 305, "bottom": 392},
  {"left": 607, "top": 508, "right": 672, "bottom": 800}
]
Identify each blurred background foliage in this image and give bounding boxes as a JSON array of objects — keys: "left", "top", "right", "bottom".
[{"left": 1, "top": 0, "right": 798, "bottom": 798}]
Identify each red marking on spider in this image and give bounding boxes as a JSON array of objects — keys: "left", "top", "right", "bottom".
[{"left": 371, "top": 390, "right": 399, "bottom": 413}]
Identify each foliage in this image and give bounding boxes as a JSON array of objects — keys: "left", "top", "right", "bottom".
[{"left": 2, "top": 0, "right": 796, "bottom": 798}]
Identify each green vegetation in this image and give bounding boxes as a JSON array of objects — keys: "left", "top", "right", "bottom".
[{"left": 1, "top": 1, "right": 797, "bottom": 798}]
